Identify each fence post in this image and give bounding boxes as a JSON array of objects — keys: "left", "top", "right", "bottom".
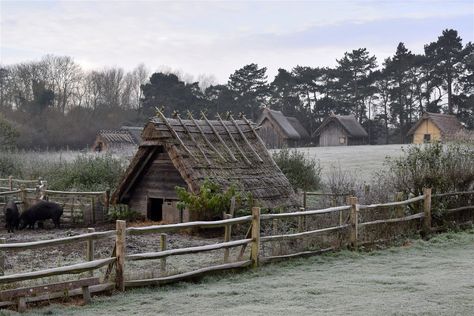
[
  {"left": 303, "top": 191, "right": 307, "bottom": 210},
  {"left": 250, "top": 207, "right": 260, "bottom": 268},
  {"left": 105, "top": 188, "right": 111, "bottom": 214},
  {"left": 423, "top": 188, "right": 432, "bottom": 234},
  {"left": 223, "top": 214, "right": 232, "bottom": 263},
  {"left": 87, "top": 228, "right": 95, "bottom": 277},
  {"left": 20, "top": 185, "right": 27, "bottom": 209},
  {"left": 0, "top": 238, "right": 5, "bottom": 276},
  {"left": 349, "top": 197, "right": 359, "bottom": 249},
  {"left": 272, "top": 218, "right": 279, "bottom": 256},
  {"left": 160, "top": 233, "right": 167, "bottom": 275},
  {"left": 395, "top": 192, "right": 404, "bottom": 217},
  {"left": 8, "top": 176, "right": 13, "bottom": 191},
  {"left": 115, "top": 220, "right": 126, "bottom": 291}
]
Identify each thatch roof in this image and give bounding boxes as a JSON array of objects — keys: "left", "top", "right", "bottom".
[
  {"left": 313, "top": 114, "right": 368, "bottom": 138},
  {"left": 407, "top": 112, "right": 464, "bottom": 136},
  {"left": 96, "top": 127, "right": 143, "bottom": 145},
  {"left": 257, "top": 108, "right": 309, "bottom": 140},
  {"left": 112, "top": 113, "right": 300, "bottom": 209}
]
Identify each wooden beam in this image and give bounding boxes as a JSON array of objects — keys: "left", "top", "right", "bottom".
[
  {"left": 187, "top": 111, "right": 226, "bottom": 162},
  {"left": 261, "top": 247, "right": 334, "bottom": 263},
  {"left": 358, "top": 212, "right": 424, "bottom": 228},
  {"left": 124, "top": 260, "right": 252, "bottom": 288},
  {"left": 126, "top": 215, "right": 252, "bottom": 235},
  {"left": 0, "top": 277, "right": 99, "bottom": 301},
  {"left": 0, "top": 230, "right": 116, "bottom": 251},
  {"left": 0, "top": 258, "right": 115, "bottom": 284},
  {"left": 216, "top": 113, "right": 252, "bottom": 165},
  {"left": 260, "top": 205, "right": 351, "bottom": 221},
  {"left": 260, "top": 224, "right": 349, "bottom": 242},
  {"left": 126, "top": 239, "right": 252, "bottom": 261},
  {"left": 176, "top": 113, "right": 211, "bottom": 165},
  {"left": 201, "top": 111, "right": 237, "bottom": 162},
  {"left": 229, "top": 115, "right": 263, "bottom": 163},
  {"left": 156, "top": 109, "right": 198, "bottom": 161}
]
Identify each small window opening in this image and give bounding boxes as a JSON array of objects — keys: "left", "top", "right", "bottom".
[
  {"left": 339, "top": 137, "right": 346, "bottom": 144},
  {"left": 424, "top": 134, "right": 431, "bottom": 143}
]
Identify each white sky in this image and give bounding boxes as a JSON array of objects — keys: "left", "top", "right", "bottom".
[{"left": 1, "top": 0, "right": 473, "bottom": 83}]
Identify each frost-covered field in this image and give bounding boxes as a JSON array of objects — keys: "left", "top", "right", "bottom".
[
  {"left": 276, "top": 144, "right": 406, "bottom": 182},
  {"left": 18, "top": 229, "right": 474, "bottom": 316}
]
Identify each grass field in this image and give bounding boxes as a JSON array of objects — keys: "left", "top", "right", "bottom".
[
  {"left": 293, "top": 144, "right": 406, "bottom": 182},
  {"left": 14, "top": 229, "right": 474, "bottom": 316}
]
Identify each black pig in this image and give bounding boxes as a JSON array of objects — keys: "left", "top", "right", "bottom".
[
  {"left": 3, "top": 200, "right": 19, "bottom": 233},
  {"left": 19, "top": 201, "right": 63, "bottom": 229}
]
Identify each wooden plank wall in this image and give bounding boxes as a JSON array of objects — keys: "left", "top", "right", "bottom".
[{"left": 128, "top": 151, "right": 187, "bottom": 219}]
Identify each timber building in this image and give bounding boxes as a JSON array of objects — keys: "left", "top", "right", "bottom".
[
  {"left": 92, "top": 126, "right": 143, "bottom": 154},
  {"left": 257, "top": 108, "right": 310, "bottom": 149},
  {"left": 313, "top": 114, "right": 368, "bottom": 146},
  {"left": 407, "top": 112, "right": 464, "bottom": 144},
  {"left": 112, "top": 113, "right": 299, "bottom": 223}
]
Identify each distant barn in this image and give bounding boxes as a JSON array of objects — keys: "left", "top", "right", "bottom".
[
  {"left": 92, "top": 126, "right": 143, "bottom": 154},
  {"left": 313, "top": 114, "right": 368, "bottom": 146},
  {"left": 257, "top": 108, "right": 310, "bottom": 149},
  {"left": 407, "top": 112, "right": 464, "bottom": 144},
  {"left": 112, "top": 114, "right": 299, "bottom": 223}
]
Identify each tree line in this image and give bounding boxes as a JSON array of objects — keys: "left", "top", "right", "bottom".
[{"left": 0, "top": 28, "right": 472, "bottom": 149}]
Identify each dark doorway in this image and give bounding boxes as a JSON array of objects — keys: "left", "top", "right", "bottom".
[{"left": 147, "top": 198, "right": 163, "bottom": 221}]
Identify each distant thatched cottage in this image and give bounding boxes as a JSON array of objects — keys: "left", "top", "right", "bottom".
[
  {"left": 92, "top": 126, "right": 143, "bottom": 154},
  {"left": 313, "top": 114, "right": 368, "bottom": 146},
  {"left": 112, "top": 114, "right": 299, "bottom": 222},
  {"left": 407, "top": 112, "right": 464, "bottom": 144},
  {"left": 257, "top": 108, "right": 310, "bottom": 149}
]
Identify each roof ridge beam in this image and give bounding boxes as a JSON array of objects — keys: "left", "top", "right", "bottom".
[
  {"left": 201, "top": 112, "right": 238, "bottom": 162},
  {"left": 155, "top": 109, "right": 198, "bottom": 162},
  {"left": 229, "top": 114, "right": 263, "bottom": 163},
  {"left": 216, "top": 113, "right": 251, "bottom": 166},
  {"left": 176, "top": 113, "right": 211, "bottom": 166},
  {"left": 187, "top": 111, "right": 227, "bottom": 163}
]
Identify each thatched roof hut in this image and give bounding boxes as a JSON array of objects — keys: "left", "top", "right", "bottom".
[
  {"left": 92, "top": 126, "right": 143, "bottom": 154},
  {"left": 112, "top": 113, "right": 299, "bottom": 222},
  {"left": 407, "top": 112, "right": 464, "bottom": 144},
  {"left": 257, "top": 108, "right": 310, "bottom": 149},
  {"left": 313, "top": 114, "right": 368, "bottom": 146}
]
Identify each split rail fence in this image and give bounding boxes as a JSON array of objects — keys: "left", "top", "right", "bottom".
[{"left": 0, "top": 188, "right": 472, "bottom": 312}]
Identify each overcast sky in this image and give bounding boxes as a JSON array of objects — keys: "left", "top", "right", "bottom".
[{"left": 1, "top": 0, "right": 473, "bottom": 83}]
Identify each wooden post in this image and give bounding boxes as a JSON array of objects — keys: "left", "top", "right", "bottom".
[
  {"left": 82, "top": 285, "right": 91, "bottom": 304},
  {"left": 115, "top": 220, "right": 126, "bottom": 291},
  {"left": 18, "top": 297, "right": 27, "bottom": 313},
  {"left": 91, "top": 197, "right": 96, "bottom": 225},
  {"left": 395, "top": 192, "right": 404, "bottom": 217},
  {"left": 298, "top": 207, "right": 305, "bottom": 232},
  {"left": 303, "top": 191, "right": 307, "bottom": 210},
  {"left": 272, "top": 218, "right": 278, "bottom": 256},
  {"left": 250, "top": 207, "right": 260, "bottom": 268},
  {"left": 0, "top": 238, "right": 5, "bottom": 276},
  {"left": 223, "top": 214, "right": 232, "bottom": 263},
  {"left": 423, "top": 188, "right": 432, "bottom": 234},
  {"left": 86, "top": 228, "right": 95, "bottom": 277},
  {"left": 20, "top": 185, "right": 27, "bottom": 209},
  {"left": 349, "top": 197, "right": 359, "bottom": 249},
  {"left": 104, "top": 188, "right": 110, "bottom": 214},
  {"left": 160, "top": 233, "right": 167, "bottom": 275},
  {"left": 8, "top": 176, "right": 13, "bottom": 191}
]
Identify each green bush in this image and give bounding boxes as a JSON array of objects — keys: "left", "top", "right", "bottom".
[
  {"left": 272, "top": 148, "right": 321, "bottom": 191},
  {"left": 175, "top": 179, "right": 251, "bottom": 220},
  {"left": 384, "top": 142, "right": 474, "bottom": 196},
  {"left": 108, "top": 205, "right": 142, "bottom": 222}
]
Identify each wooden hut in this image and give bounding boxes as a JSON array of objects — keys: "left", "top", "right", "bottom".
[
  {"left": 92, "top": 126, "right": 143, "bottom": 154},
  {"left": 112, "top": 113, "right": 299, "bottom": 223},
  {"left": 313, "top": 114, "right": 368, "bottom": 146},
  {"left": 407, "top": 112, "right": 464, "bottom": 144},
  {"left": 257, "top": 108, "right": 310, "bottom": 149}
]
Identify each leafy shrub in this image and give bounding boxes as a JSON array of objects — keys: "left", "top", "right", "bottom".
[
  {"left": 175, "top": 179, "right": 251, "bottom": 220},
  {"left": 272, "top": 148, "right": 321, "bottom": 191},
  {"left": 108, "top": 205, "right": 142, "bottom": 222},
  {"left": 383, "top": 142, "right": 474, "bottom": 195}
]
